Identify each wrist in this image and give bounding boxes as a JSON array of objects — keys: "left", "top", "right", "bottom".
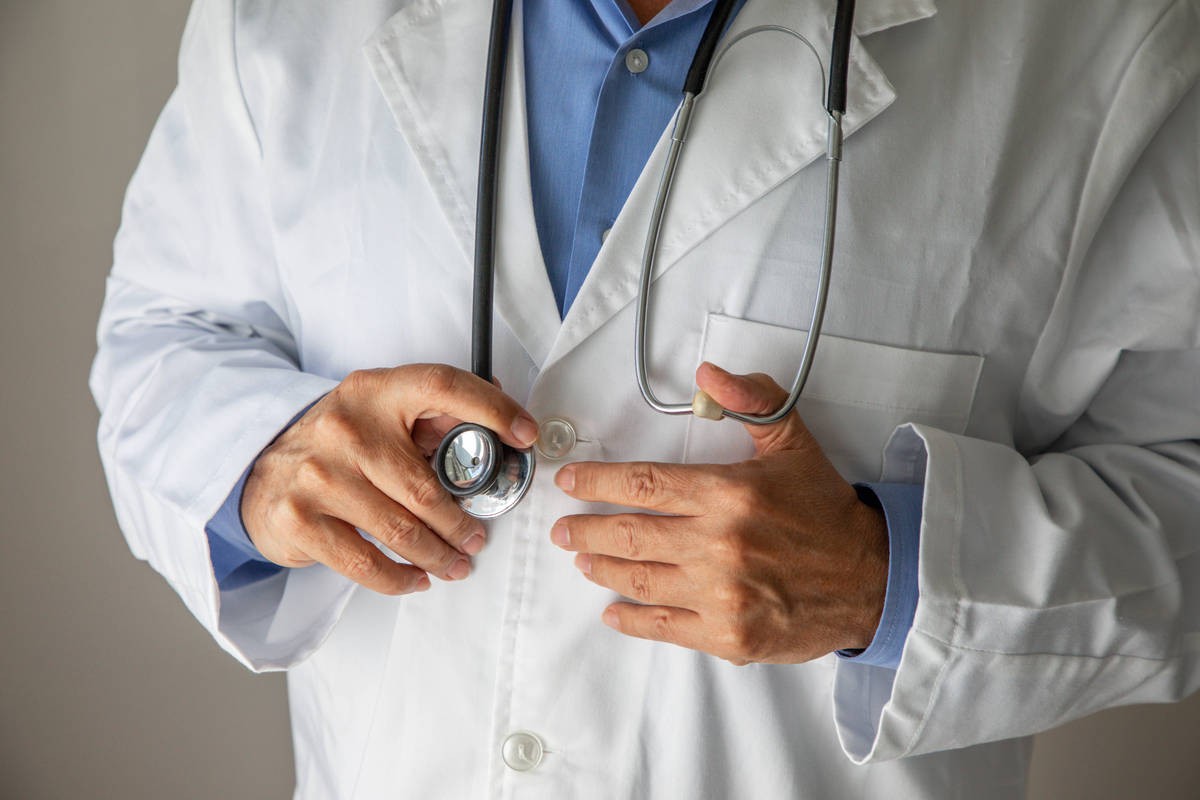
[{"left": 845, "top": 493, "right": 889, "bottom": 651}]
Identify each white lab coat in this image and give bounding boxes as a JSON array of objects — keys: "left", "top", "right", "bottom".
[{"left": 91, "top": 0, "right": 1200, "bottom": 796}]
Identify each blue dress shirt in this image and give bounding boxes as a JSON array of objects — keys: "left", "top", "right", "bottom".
[
  {"left": 524, "top": 0, "right": 746, "bottom": 314},
  {"left": 206, "top": 0, "right": 923, "bottom": 670}
]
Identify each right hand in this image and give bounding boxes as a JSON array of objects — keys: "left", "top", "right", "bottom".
[{"left": 242, "top": 364, "right": 540, "bottom": 595}]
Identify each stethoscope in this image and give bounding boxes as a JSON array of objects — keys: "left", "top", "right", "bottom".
[{"left": 434, "top": 0, "right": 858, "bottom": 518}]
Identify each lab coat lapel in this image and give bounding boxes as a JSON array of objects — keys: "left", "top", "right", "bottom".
[
  {"left": 540, "top": 0, "right": 936, "bottom": 373},
  {"left": 364, "top": 0, "right": 561, "bottom": 367}
]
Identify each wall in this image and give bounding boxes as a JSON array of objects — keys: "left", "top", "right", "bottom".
[{"left": 0, "top": 1, "right": 1196, "bottom": 797}]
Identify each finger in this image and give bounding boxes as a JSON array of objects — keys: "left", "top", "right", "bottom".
[
  {"left": 552, "top": 513, "right": 697, "bottom": 564},
  {"left": 600, "top": 602, "right": 706, "bottom": 651},
  {"left": 389, "top": 364, "right": 539, "bottom": 449},
  {"left": 321, "top": 470, "right": 474, "bottom": 581},
  {"left": 695, "top": 362, "right": 818, "bottom": 455},
  {"left": 359, "top": 439, "right": 488, "bottom": 557},
  {"left": 555, "top": 460, "right": 715, "bottom": 513},
  {"left": 578, "top": 554, "right": 694, "bottom": 609},
  {"left": 412, "top": 414, "right": 463, "bottom": 454},
  {"left": 299, "top": 515, "right": 431, "bottom": 595}
]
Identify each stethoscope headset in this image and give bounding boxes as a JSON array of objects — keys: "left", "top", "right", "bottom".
[{"left": 434, "top": 0, "right": 858, "bottom": 519}]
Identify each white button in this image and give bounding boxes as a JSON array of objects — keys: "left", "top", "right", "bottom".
[
  {"left": 501, "top": 731, "right": 544, "bottom": 772},
  {"left": 601, "top": 227, "right": 612, "bottom": 243},
  {"left": 625, "top": 48, "right": 649, "bottom": 74},
  {"left": 536, "top": 417, "right": 577, "bottom": 460}
]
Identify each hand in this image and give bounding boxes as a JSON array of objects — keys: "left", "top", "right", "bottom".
[
  {"left": 551, "top": 363, "right": 888, "bottom": 665},
  {"left": 243, "top": 364, "right": 540, "bottom": 595}
]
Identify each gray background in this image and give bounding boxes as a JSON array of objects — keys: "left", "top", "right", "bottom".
[{"left": 1, "top": 1, "right": 1197, "bottom": 797}]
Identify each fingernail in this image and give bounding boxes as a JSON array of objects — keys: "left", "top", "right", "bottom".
[
  {"left": 575, "top": 553, "right": 592, "bottom": 576},
  {"left": 555, "top": 465, "right": 576, "bottom": 492},
  {"left": 448, "top": 558, "right": 471, "bottom": 581},
  {"left": 415, "top": 575, "right": 431, "bottom": 592},
  {"left": 462, "top": 532, "right": 486, "bottom": 555},
  {"left": 550, "top": 521, "right": 570, "bottom": 547},
  {"left": 601, "top": 607, "right": 619, "bottom": 628},
  {"left": 511, "top": 414, "right": 539, "bottom": 446}
]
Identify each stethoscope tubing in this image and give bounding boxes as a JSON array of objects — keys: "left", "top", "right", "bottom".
[
  {"left": 440, "top": 0, "right": 858, "bottom": 514},
  {"left": 471, "top": 0, "right": 515, "bottom": 382},
  {"left": 634, "top": 9, "right": 852, "bottom": 425}
]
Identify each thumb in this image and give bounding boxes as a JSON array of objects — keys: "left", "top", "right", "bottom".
[{"left": 695, "top": 362, "right": 817, "bottom": 455}]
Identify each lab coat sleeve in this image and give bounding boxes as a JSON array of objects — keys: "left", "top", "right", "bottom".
[
  {"left": 89, "top": 0, "right": 353, "bottom": 672},
  {"left": 832, "top": 14, "right": 1200, "bottom": 762}
]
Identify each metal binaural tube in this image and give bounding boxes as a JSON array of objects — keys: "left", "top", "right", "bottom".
[
  {"left": 633, "top": 19, "right": 848, "bottom": 426},
  {"left": 634, "top": 94, "right": 698, "bottom": 417}
]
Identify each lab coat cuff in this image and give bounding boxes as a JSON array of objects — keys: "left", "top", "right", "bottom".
[
  {"left": 832, "top": 423, "right": 946, "bottom": 763},
  {"left": 836, "top": 482, "right": 924, "bottom": 670},
  {"left": 189, "top": 372, "right": 350, "bottom": 671}
]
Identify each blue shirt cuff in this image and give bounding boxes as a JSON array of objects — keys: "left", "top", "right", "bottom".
[
  {"left": 204, "top": 399, "right": 325, "bottom": 591},
  {"left": 205, "top": 465, "right": 282, "bottom": 591},
  {"left": 835, "top": 482, "right": 924, "bottom": 670}
]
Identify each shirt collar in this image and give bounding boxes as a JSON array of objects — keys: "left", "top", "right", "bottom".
[{"left": 595, "top": 0, "right": 720, "bottom": 41}]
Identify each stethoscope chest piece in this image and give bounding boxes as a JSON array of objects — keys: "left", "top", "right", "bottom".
[{"left": 435, "top": 423, "right": 536, "bottom": 519}]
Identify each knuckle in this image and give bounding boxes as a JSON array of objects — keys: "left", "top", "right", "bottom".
[
  {"left": 312, "top": 404, "right": 360, "bottom": 445},
  {"left": 627, "top": 562, "right": 654, "bottom": 601},
  {"left": 275, "top": 496, "right": 311, "bottom": 529},
  {"left": 339, "top": 547, "right": 383, "bottom": 584},
  {"left": 409, "top": 471, "right": 447, "bottom": 512},
  {"left": 748, "top": 372, "right": 781, "bottom": 394},
  {"left": 339, "top": 368, "right": 380, "bottom": 399},
  {"left": 714, "top": 580, "right": 750, "bottom": 614},
  {"left": 726, "top": 617, "right": 765, "bottom": 662},
  {"left": 337, "top": 370, "right": 364, "bottom": 397},
  {"left": 710, "top": 528, "right": 749, "bottom": 569},
  {"left": 417, "top": 364, "right": 459, "bottom": 400},
  {"left": 294, "top": 456, "right": 335, "bottom": 493},
  {"left": 724, "top": 468, "right": 764, "bottom": 512},
  {"left": 650, "top": 609, "right": 675, "bottom": 641},
  {"left": 614, "top": 518, "right": 641, "bottom": 559},
  {"left": 720, "top": 624, "right": 751, "bottom": 661},
  {"left": 376, "top": 513, "right": 420, "bottom": 549},
  {"left": 702, "top": 468, "right": 737, "bottom": 506},
  {"left": 623, "top": 464, "right": 662, "bottom": 504},
  {"left": 715, "top": 592, "right": 763, "bottom": 662}
]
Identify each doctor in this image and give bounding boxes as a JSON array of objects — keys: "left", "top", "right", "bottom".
[{"left": 92, "top": 0, "right": 1200, "bottom": 797}]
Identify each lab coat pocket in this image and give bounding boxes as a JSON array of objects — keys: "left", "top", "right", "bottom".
[{"left": 683, "top": 314, "right": 983, "bottom": 483}]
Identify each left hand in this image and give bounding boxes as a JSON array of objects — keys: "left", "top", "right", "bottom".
[{"left": 551, "top": 362, "right": 889, "bottom": 665}]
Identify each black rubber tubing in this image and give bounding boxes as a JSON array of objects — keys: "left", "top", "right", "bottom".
[
  {"left": 827, "top": 0, "right": 857, "bottom": 114},
  {"left": 682, "top": 0, "right": 741, "bottom": 95},
  {"left": 471, "top": 0, "right": 515, "bottom": 381}
]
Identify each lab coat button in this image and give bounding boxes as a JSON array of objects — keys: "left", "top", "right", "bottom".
[
  {"left": 625, "top": 48, "right": 649, "bottom": 74},
  {"left": 501, "top": 731, "right": 544, "bottom": 772},
  {"left": 536, "top": 417, "right": 577, "bottom": 460}
]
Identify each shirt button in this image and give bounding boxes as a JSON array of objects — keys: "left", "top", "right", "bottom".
[
  {"left": 536, "top": 417, "right": 577, "bottom": 460},
  {"left": 625, "top": 48, "right": 649, "bottom": 74},
  {"left": 501, "top": 731, "right": 545, "bottom": 772},
  {"left": 601, "top": 227, "right": 612, "bottom": 243}
]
